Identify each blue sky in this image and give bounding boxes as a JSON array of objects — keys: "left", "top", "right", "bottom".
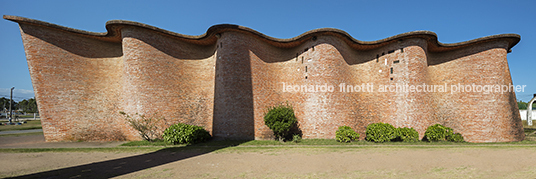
[{"left": 0, "top": 0, "right": 535, "bottom": 102}]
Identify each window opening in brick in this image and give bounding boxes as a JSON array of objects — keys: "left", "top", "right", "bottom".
[
  {"left": 390, "top": 67, "right": 393, "bottom": 74},
  {"left": 382, "top": 52, "right": 385, "bottom": 56},
  {"left": 393, "top": 60, "right": 400, "bottom": 64},
  {"left": 390, "top": 78, "right": 393, "bottom": 81},
  {"left": 388, "top": 50, "right": 395, "bottom": 54},
  {"left": 305, "top": 76, "right": 308, "bottom": 79},
  {"left": 305, "top": 66, "right": 308, "bottom": 72},
  {"left": 376, "top": 54, "right": 379, "bottom": 62},
  {"left": 220, "top": 42, "right": 222, "bottom": 48},
  {"left": 401, "top": 48, "right": 404, "bottom": 53},
  {"left": 302, "top": 57, "right": 304, "bottom": 64}
]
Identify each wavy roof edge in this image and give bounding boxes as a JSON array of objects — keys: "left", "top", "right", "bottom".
[{"left": 3, "top": 15, "right": 520, "bottom": 52}]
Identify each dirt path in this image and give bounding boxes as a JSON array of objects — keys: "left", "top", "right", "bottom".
[{"left": 1, "top": 147, "right": 535, "bottom": 178}]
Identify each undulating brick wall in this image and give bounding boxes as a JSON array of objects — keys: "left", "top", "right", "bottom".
[{"left": 5, "top": 15, "right": 524, "bottom": 142}]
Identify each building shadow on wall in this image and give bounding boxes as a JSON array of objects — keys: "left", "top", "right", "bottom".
[
  {"left": 508, "top": 92, "right": 527, "bottom": 141},
  {"left": 20, "top": 24, "right": 123, "bottom": 58},
  {"left": 426, "top": 41, "right": 505, "bottom": 66},
  {"left": 8, "top": 141, "right": 250, "bottom": 179}
]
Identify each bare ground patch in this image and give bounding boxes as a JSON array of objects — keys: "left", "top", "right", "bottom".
[{"left": 1, "top": 147, "right": 536, "bottom": 178}]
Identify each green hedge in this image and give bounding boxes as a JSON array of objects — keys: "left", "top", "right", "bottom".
[
  {"left": 447, "top": 133, "right": 464, "bottom": 142},
  {"left": 365, "top": 122, "right": 397, "bottom": 143},
  {"left": 264, "top": 104, "right": 297, "bottom": 141},
  {"left": 162, "top": 123, "right": 211, "bottom": 145},
  {"left": 395, "top": 127, "right": 419, "bottom": 142},
  {"left": 336, "top": 126, "right": 360, "bottom": 143},
  {"left": 424, "top": 124, "right": 452, "bottom": 141},
  {"left": 424, "top": 124, "right": 464, "bottom": 142}
]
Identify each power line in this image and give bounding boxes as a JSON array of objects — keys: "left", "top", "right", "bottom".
[{"left": 0, "top": 95, "right": 34, "bottom": 100}]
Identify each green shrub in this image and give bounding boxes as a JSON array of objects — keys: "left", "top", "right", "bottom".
[
  {"left": 336, "top": 126, "right": 360, "bottom": 143},
  {"left": 162, "top": 123, "right": 211, "bottom": 145},
  {"left": 424, "top": 124, "right": 454, "bottom": 142},
  {"left": 395, "top": 127, "right": 419, "bottom": 142},
  {"left": 366, "top": 122, "right": 397, "bottom": 143},
  {"left": 447, "top": 133, "right": 464, "bottom": 142},
  {"left": 264, "top": 104, "right": 298, "bottom": 141},
  {"left": 292, "top": 134, "right": 302, "bottom": 143}
]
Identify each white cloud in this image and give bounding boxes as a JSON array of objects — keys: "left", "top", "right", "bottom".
[
  {"left": 0, "top": 88, "right": 35, "bottom": 100},
  {"left": 15, "top": 89, "right": 34, "bottom": 94}
]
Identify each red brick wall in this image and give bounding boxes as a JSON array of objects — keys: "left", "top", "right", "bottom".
[
  {"left": 19, "top": 23, "right": 129, "bottom": 141},
  {"left": 11, "top": 18, "right": 524, "bottom": 142},
  {"left": 427, "top": 41, "right": 525, "bottom": 142},
  {"left": 121, "top": 27, "right": 216, "bottom": 136}
]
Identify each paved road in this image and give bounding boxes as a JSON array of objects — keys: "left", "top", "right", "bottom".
[
  {"left": 0, "top": 129, "right": 43, "bottom": 135},
  {"left": 0, "top": 133, "right": 126, "bottom": 148},
  {"left": 0, "top": 126, "right": 125, "bottom": 148}
]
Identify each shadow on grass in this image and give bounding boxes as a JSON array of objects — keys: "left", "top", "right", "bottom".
[{"left": 8, "top": 140, "right": 249, "bottom": 179}]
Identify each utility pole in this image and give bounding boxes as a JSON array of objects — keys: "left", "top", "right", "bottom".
[{"left": 9, "top": 87, "right": 14, "bottom": 124}]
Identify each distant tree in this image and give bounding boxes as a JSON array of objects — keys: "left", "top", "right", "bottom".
[
  {"left": 18, "top": 100, "right": 27, "bottom": 110},
  {"left": 28, "top": 98, "right": 38, "bottom": 113},
  {"left": 18, "top": 98, "right": 38, "bottom": 113},
  {"left": 518, "top": 100, "right": 536, "bottom": 110},
  {"left": 0, "top": 97, "right": 18, "bottom": 112},
  {"left": 518, "top": 101, "right": 527, "bottom": 109}
]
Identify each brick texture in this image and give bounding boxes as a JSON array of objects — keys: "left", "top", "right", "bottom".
[{"left": 6, "top": 16, "right": 524, "bottom": 142}]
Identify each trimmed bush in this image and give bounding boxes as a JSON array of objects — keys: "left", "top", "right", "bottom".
[
  {"left": 162, "top": 123, "right": 211, "bottom": 145},
  {"left": 447, "top": 133, "right": 464, "bottom": 142},
  {"left": 366, "top": 122, "right": 397, "bottom": 143},
  {"left": 264, "top": 104, "right": 297, "bottom": 141},
  {"left": 424, "top": 124, "right": 454, "bottom": 142},
  {"left": 292, "top": 134, "right": 302, "bottom": 143},
  {"left": 395, "top": 127, "right": 419, "bottom": 142},
  {"left": 336, "top": 126, "right": 360, "bottom": 143}
]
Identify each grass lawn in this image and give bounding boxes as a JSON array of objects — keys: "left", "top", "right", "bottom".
[
  {"left": 0, "top": 120, "right": 42, "bottom": 131},
  {"left": 0, "top": 120, "right": 534, "bottom": 154},
  {"left": 17, "top": 115, "right": 39, "bottom": 118},
  {"left": 523, "top": 120, "right": 536, "bottom": 141},
  {"left": 3, "top": 138, "right": 536, "bottom": 154},
  {"left": 118, "top": 120, "right": 536, "bottom": 148},
  {"left": 120, "top": 137, "right": 536, "bottom": 148}
]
